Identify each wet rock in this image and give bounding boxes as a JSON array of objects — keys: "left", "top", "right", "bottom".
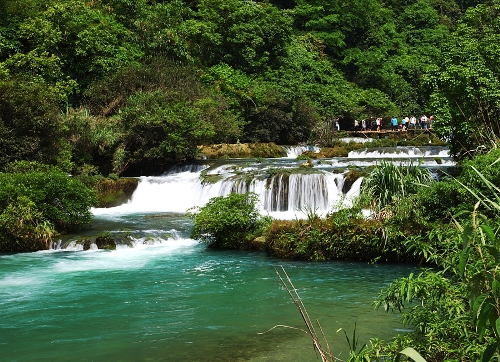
[
  {"left": 82, "top": 239, "right": 92, "bottom": 251},
  {"left": 95, "top": 235, "right": 117, "bottom": 250}
]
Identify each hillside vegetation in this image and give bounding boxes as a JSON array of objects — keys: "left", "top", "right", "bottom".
[{"left": 1, "top": 0, "right": 499, "bottom": 176}]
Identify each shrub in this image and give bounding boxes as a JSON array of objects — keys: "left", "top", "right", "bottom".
[
  {"left": 265, "top": 210, "right": 417, "bottom": 262},
  {"left": 458, "top": 148, "right": 500, "bottom": 199},
  {"left": 187, "top": 192, "right": 271, "bottom": 249},
  {"left": 0, "top": 161, "right": 97, "bottom": 251}
]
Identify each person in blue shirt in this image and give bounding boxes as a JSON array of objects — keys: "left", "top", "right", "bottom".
[{"left": 391, "top": 116, "right": 398, "bottom": 131}]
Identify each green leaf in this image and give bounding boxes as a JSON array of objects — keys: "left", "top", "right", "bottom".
[
  {"left": 486, "top": 246, "right": 500, "bottom": 264},
  {"left": 481, "top": 341, "right": 498, "bottom": 362},
  {"left": 480, "top": 224, "right": 497, "bottom": 244},
  {"left": 458, "top": 246, "right": 471, "bottom": 277},
  {"left": 462, "top": 225, "right": 473, "bottom": 249},
  {"left": 476, "top": 296, "right": 496, "bottom": 341}
]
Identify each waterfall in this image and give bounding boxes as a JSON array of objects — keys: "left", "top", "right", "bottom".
[
  {"left": 348, "top": 146, "right": 450, "bottom": 158},
  {"left": 281, "top": 145, "right": 320, "bottom": 158},
  {"left": 92, "top": 167, "right": 362, "bottom": 219}
]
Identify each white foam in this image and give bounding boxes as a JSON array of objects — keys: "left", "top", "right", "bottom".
[{"left": 281, "top": 145, "right": 320, "bottom": 158}]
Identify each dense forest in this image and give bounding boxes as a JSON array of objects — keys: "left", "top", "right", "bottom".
[
  {"left": 1, "top": 0, "right": 500, "bottom": 176},
  {"left": 3, "top": 1, "right": 500, "bottom": 360}
]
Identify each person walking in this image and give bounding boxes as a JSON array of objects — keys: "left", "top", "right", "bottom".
[
  {"left": 410, "top": 115, "right": 416, "bottom": 129},
  {"left": 391, "top": 116, "right": 398, "bottom": 131},
  {"left": 401, "top": 116, "right": 408, "bottom": 130},
  {"left": 421, "top": 114, "right": 428, "bottom": 130},
  {"left": 361, "top": 119, "right": 366, "bottom": 131}
]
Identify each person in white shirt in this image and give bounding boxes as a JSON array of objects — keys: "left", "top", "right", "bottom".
[
  {"left": 410, "top": 116, "right": 416, "bottom": 129},
  {"left": 421, "top": 114, "right": 428, "bottom": 130}
]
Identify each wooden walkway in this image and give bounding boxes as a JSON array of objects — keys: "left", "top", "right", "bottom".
[{"left": 340, "top": 129, "right": 433, "bottom": 137}]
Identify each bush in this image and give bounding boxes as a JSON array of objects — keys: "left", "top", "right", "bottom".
[
  {"left": 0, "top": 161, "right": 97, "bottom": 251},
  {"left": 0, "top": 78, "right": 66, "bottom": 169},
  {"left": 265, "top": 209, "right": 417, "bottom": 262},
  {"left": 187, "top": 192, "right": 271, "bottom": 249},
  {"left": 416, "top": 177, "right": 470, "bottom": 222},
  {"left": 458, "top": 148, "right": 500, "bottom": 201}
]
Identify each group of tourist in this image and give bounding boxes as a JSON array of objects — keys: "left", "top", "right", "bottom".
[{"left": 353, "top": 115, "right": 434, "bottom": 132}]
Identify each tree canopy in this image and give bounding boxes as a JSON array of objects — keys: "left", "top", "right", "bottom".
[{"left": 1, "top": 0, "right": 500, "bottom": 174}]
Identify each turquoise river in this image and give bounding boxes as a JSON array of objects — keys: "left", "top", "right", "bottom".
[
  {"left": 1, "top": 146, "right": 447, "bottom": 361},
  {"left": 1, "top": 213, "right": 416, "bottom": 361}
]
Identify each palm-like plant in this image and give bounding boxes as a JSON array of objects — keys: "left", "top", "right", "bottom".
[{"left": 361, "top": 160, "right": 433, "bottom": 211}]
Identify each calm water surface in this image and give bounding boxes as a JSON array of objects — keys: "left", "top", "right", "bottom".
[{"left": 1, "top": 213, "right": 415, "bottom": 361}]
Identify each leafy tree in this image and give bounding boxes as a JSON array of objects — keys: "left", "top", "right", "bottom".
[
  {"left": 63, "top": 107, "right": 123, "bottom": 175},
  {"left": 424, "top": 1, "right": 500, "bottom": 159},
  {"left": 1, "top": 0, "right": 143, "bottom": 96},
  {"left": 186, "top": 0, "right": 293, "bottom": 72},
  {"left": 84, "top": 58, "right": 205, "bottom": 116},
  {"left": 0, "top": 78, "right": 66, "bottom": 169},
  {"left": 120, "top": 89, "right": 240, "bottom": 172},
  {"left": 187, "top": 192, "right": 271, "bottom": 249}
]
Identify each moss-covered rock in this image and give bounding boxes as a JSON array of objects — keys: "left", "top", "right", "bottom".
[
  {"left": 197, "top": 142, "right": 286, "bottom": 159},
  {"left": 342, "top": 170, "right": 364, "bottom": 193},
  {"left": 93, "top": 178, "right": 139, "bottom": 208},
  {"left": 95, "top": 233, "right": 116, "bottom": 250},
  {"left": 82, "top": 238, "right": 92, "bottom": 251}
]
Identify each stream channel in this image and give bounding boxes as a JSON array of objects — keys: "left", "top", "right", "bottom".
[{"left": 0, "top": 143, "right": 454, "bottom": 361}]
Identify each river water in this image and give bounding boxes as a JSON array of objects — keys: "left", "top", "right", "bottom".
[
  {"left": 2, "top": 145, "right": 447, "bottom": 361},
  {"left": 1, "top": 215, "right": 417, "bottom": 361}
]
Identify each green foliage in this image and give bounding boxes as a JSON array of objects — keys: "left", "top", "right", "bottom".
[
  {"left": 458, "top": 148, "right": 500, "bottom": 199},
  {"left": 0, "top": 0, "right": 143, "bottom": 102},
  {"left": 415, "top": 177, "right": 470, "bottom": 221},
  {"left": 0, "top": 78, "right": 66, "bottom": 169},
  {"left": 424, "top": 2, "right": 500, "bottom": 159},
  {"left": 361, "top": 160, "right": 434, "bottom": 210},
  {"left": 265, "top": 209, "right": 417, "bottom": 262},
  {"left": 2, "top": 0, "right": 500, "bottom": 177},
  {"left": 0, "top": 161, "right": 97, "bottom": 251},
  {"left": 0, "top": 195, "right": 55, "bottom": 252},
  {"left": 187, "top": 0, "right": 293, "bottom": 72},
  {"left": 120, "top": 90, "right": 217, "bottom": 168},
  {"left": 371, "top": 156, "right": 500, "bottom": 361},
  {"left": 187, "top": 192, "right": 271, "bottom": 249},
  {"left": 84, "top": 58, "right": 205, "bottom": 116},
  {"left": 63, "top": 107, "right": 123, "bottom": 175}
]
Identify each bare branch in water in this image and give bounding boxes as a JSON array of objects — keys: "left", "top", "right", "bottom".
[{"left": 272, "top": 265, "right": 334, "bottom": 362}]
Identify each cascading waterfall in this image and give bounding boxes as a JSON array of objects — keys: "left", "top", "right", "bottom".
[
  {"left": 93, "top": 145, "right": 455, "bottom": 219},
  {"left": 348, "top": 146, "right": 450, "bottom": 159},
  {"left": 93, "top": 166, "right": 361, "bottom": 219},
  {"left": 281, "top": 145, "right": 320, "bottom": 158}
]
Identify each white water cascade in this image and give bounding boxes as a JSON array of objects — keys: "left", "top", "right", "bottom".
[
  {"left": 93, "top": 165, "right": 362, "bottom": 219},
  {"left": 281, "top": 145, "right": 321, "bottom": 158},
  {"left": 348, "top": 146, "right": 451, "bottom": 159},
  {"left": 92, "top": 145, "right": 454, "bottom": 220}
]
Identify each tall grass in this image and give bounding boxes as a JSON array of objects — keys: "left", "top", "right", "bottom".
[{"left": 361, "top": 160, "right": 433, "bottom": 211}]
